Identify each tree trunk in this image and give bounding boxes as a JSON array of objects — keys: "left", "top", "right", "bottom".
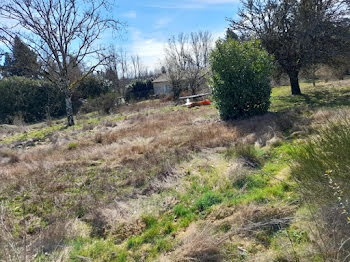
[
  {"left": 191, "top": 85, "right": 196, "bottom": 95},
  {"left": 65, "top": 95, "right": 75, "bottom": 126},
  {"left": 288, "top": 70, "right": 302, "bottom": 95}
]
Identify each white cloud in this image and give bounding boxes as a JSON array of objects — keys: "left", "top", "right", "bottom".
[
  {"left": 128, "top": 29, "right": 166, "bottom": 71},
  {"left": 212, "top": 29, "right": 226, "bottom": 41},
  {"left": 122, "top": 11, "right": 137, "bottom": 19},
  {"left": 126, "top": 27, "right": 229, "bottom": 71},
  {"left": 154, "top": 17, "right": 173, "bottom": 29},
  {"left": 145, "top": 0, "right": 238, "bottom": 9}
]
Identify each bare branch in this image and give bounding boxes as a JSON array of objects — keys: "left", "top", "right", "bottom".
[{"left": 0, "top": 0, "right": 123, "bottom": 126}]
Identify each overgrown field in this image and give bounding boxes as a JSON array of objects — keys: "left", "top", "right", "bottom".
[{"left": 1, "top": 79, "right": 350, "bottom": 262}]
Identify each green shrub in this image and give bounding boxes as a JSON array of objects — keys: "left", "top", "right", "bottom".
[
  {"left": 210, "top": 39, "right": 274, "bottom": 120},
  {"left": 72, "top": 75, "right": 111, "bottom": 111},
  {"left": 79, "top": 93, "right": 117, "bottom": 114},
  {"left": 0, "top": 76, "right": 65, "bottom": 123},
  {"left": 125, "top": 79, "right": 154, "bottom": 101},
  {"left": 0, "top": 75, "right": 112, "bottom": 124},
  {"left": 290, "top": 119, "right": 350, "bottom": 204},
  {"left": 74, "top": 75, "right": 110, "bottom": 99}
]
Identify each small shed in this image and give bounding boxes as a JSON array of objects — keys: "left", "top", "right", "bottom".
[{"left": 152, "top": 74, "right": 172, "bottom": 95}]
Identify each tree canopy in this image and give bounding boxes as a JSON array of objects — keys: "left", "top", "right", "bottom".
[
  {"left": 229, "top": 0, "right": 350, "bottom": 95},
  {"left": 0, "top": 0, "right": 121, "bottom": 126},
  {"left": 1, "top": 36, "right": 40, "bottom": 78}
]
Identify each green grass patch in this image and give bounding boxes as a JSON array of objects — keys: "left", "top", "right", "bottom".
[
  {"left": 0, "top": 123, "right": 65, "bottom": 144},
  {"left": 231, "top": 184, "right": 288, "bottom": 205},
  {"left": 271, "top": 83, "right": 350, "bottom": 112},
  {"left": 63, "top": 140, "right": 298, "bottom": 261},
  {"left": 114, "top": 115, "right": 126, "bottom": 121},
  {"left": 69, "top": 237, "right": 128, "bottom": 262},
  {"left": 194, "top": 191, "right": 223, "bottom": 212},
  {"left": 233, "top": 173, "right": 268, "bottom": 190},
  {"left": 173, "top": 204, "right": 191, "bottom": 217},
  {"left": 67, "top": 142, "right": 78, "bottom": 150}
]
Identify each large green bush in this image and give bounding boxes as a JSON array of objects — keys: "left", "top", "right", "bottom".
[
  {"left": 0, "top": 76, "right": 65, "bottom": 123},
  {"left": 210, "top": 39, "right": 274, "bottom": 120},
  {"left": 0, "top": 75, "right": 112, "bottom": 124}
]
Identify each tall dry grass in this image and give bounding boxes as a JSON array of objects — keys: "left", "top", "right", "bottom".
[{"left": 0, "top": 103, "right": 299, "bottom": 260}]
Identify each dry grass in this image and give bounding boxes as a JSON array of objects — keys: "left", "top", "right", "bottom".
[
  {"left": 1, "top": 107, "right": 295, "bottom": 179},
  {"left": 0, "top": 149, "right": 20, "bottom": 165},
  {"left": 119, "top": 100, "right": 172, "bottom": 114},
  {"left": 0, "top": 101, "right": 301, "bottom": 261},
  {"left": 3, "top": 80, "right": 350, "bottom": 261},
  {"left": 172, "top": 222, "right": 224, "bottom": 262}
]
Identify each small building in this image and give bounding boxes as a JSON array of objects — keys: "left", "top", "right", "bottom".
[
  {"left": 152, "top": 71, "right": 210, "bottom": 96},
  {"left": 152, "top": 74, "right": 172, "bottom": 95}
]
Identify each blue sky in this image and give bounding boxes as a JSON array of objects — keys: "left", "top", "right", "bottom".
[
  {"left": 0, "top": 0, "right": 240, "bottom": 71},
  {"left": 113, "top": 0, "right": 240, "bottom": 70}
]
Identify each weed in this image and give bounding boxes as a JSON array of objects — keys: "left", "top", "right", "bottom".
[
  {"left": 173, "top": 223, "right": 223, "bottom": 262},
  {"left": 233, "top": 172, "right": 268, "bottom": 190},
  {"left": 155, "top": 238, "right": 172, "bottom": 252},
  {"left": 290, "top": 118, "right": 350, "bottom": 261},
  {"left": 94, "top": 133, "right": 103, "bottom": 144},
  {"left": 67, "top": 142, "right": 78, "bottom": 150},
  {"left": 141, "top": 215, "right": 158, "bottom": 229},
  {"left": 226, "top": 144, "right": 264, "bottom": 168},
  {"left": 127, "top": 236, "right": 143, "bottom": 249},
  {"left": 70, "top": 237, "right": 128, "bottom": 262},
  {"left": 195, "top": 191, "right": 223, "bottom": 212},
  {"left": 174, "top": 204, "right": 191, "bottom": 217},
  {"left": 290, "top": 119, "right": 350, "bottom": 204}
]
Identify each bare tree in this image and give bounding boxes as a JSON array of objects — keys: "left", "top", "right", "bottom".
[
  {"left": 0, "top": 0, "right": 121, "bottom": 126},
  {"left": 164, "top": 33, "right": 188, "bottom": 98},
  {"left": 117, "top": 47, "right": 130, "bottom": 97},
  {"left": 187, "top": 31, "right": 212, "bottom": 95},
  {"left": 118, "top": 47, "right": 129, "bottom": 80},
  {"left": 130, "top": 55, "right": 139, "bottom": 79},
  {"left": 164, "top": 31, "right": 212, "bottom": 98},
  {"left": 130, "top": 54, "right": 149, "bottom": 80},
  {"left": 104, "top": 46, "right": 120, "bottom": 94}
]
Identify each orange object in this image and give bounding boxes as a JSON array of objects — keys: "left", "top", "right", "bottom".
[{"left": 188, "top": 100, "right": 211, "bottom": 108}]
